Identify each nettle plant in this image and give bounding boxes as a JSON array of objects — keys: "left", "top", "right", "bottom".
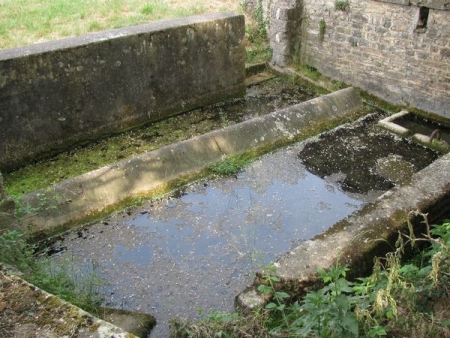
[{"left": 257, "top": 212, "right": 450, "bottom": 337}]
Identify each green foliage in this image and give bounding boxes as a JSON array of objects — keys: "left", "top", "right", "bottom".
[
  {"left": 254, "top": 2, "right": 268, "bottom": 41},
  {"left": 12, "top": 195, "right": 38, "bottom": 220},
  {"left": 0, "top": 230, "right": 105, "bottom": 313},
  {"left": 0, "top": 230, "right": 34, "bottom": 272},
  {"left": 294, "top": 264, "right": 359, "bottom": 337},
  {"left": 257, "top": 262, "right": 362, "bottom": 337},
  {"left": 335, "top": 0, "right": 350, "bottom": 11},
  {"left": 11, "top": 187, "right": 61, "bottom": 220},
  {"left": 333, "top": 81, "right": 345, "bottom": 90},
  {"left": 29, "top": 257, "right": 104, "bottom": 312},
  {"left": 141, "top": 4, "right": 154, "bottom": 15},
  {"left": 210, "top": 156, "right": 250, "bottom": 177},
  {"left": 245, "top": 0, "right": 272, "bottom": 64}
]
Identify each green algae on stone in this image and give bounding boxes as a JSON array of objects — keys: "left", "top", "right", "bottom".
[{"left": 3, "top": 75, "right": 319, "bottom": 197}]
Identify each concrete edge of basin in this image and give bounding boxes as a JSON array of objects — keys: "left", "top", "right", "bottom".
[
  {"left": 378, "top": 110, "right": 450, "bottom": 153},
  {"left": 19, "top": 87, "right": 364, "bottom": 239},
  {"left": 235, "top": 151, "right": 450, "bottom": 311}
]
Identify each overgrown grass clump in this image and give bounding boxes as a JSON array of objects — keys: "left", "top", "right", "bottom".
[{"left": 171, "top": 215, "right": 450, "bottom": 337}]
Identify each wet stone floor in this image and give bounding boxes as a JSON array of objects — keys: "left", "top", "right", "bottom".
[{"left": 47, "top": 112, "right": 441, "bottom": 337}]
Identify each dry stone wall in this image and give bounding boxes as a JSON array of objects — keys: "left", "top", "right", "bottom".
[{"left": 270, "top": 0, "right": 450, "bottom": 118}]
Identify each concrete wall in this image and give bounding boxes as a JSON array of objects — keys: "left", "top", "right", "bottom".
[
  {"left": 269, "top": 0, "right": 450, "bottom": 119},
  {"left": 0, "top": 12, "right": 245, "bottom": 172}
]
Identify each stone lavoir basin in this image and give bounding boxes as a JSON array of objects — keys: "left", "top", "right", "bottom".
[{"left": 46, "top": 111, "right": 443, "bottom": 337}]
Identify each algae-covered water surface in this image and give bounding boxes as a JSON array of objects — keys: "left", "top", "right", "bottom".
[{"left": 4, "top": 75, "right": 316, "bottom": 196}]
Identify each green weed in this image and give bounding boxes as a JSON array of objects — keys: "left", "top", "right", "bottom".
[
  {"left": 0, "top": 230, "right": 34, "bottom": 272},
  {"left": 0, "top": 230, "right": 105, "bottom": 313},
  {"left": 244, "top": 0, "right": 272, "bottom": 64},
  {"left": 210, "top": 156, "right": 250, "bottom": 177},
  {"left": 141, "top": 5, "right": 155, "bottom": 15},
  {"left": 333, "top": 80, "right": 345, "bottom": 90},
  {"left": 297, "top": 64, "right": 321, "bottom": 81},
  {"left": 30, "top": 255, "right": 104, "bottom": 312}
]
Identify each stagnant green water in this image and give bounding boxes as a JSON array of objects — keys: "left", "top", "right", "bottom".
[{"left": 4, "top": 76, "right": 318, "bottom": 196}]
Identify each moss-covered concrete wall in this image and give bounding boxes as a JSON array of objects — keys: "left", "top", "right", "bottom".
[
  {"left": 269, "top": 0, "right": 450, "bottom": 119},
  {"left": 0, "top": 12, "right": 245, "bottom": 172}
]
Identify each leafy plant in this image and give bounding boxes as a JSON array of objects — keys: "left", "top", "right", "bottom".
[
  {"left": 11, "top": 187, "right": 61, "bottom": 220},
  {"left": 12, "top": 195, "right": 38, "bottom": 220},
  {"left": 256, "top": 262, "right": 362, "bottom": 337},
  {"left": 170, "top": 215, "right": 450, "bottom": 337},
  {"left": 294, "top": 264, "right": 359, "bottom": 337},
  {"left": 0, "top": 230, "right": 34, "bottom": 272}
]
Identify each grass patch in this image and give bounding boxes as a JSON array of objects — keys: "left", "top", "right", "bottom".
[{"left": 0, "top": 0, "right": 241, "bottom": 49}]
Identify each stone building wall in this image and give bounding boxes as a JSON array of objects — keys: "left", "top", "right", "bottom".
[{"left": 269, "top": 0, "right": 450, "bottom": 118}]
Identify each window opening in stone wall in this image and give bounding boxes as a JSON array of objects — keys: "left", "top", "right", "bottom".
[{"left": 416, "top": 7, "right": 429, "bottom": 31}]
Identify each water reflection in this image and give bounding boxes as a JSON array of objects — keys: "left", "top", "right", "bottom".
[{"left": 50, "top": 146, "right": 373, "bottom": 337}]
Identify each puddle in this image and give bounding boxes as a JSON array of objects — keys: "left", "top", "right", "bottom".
[{"left": 46, "top": 112, "right": 442, "bottom": 337}]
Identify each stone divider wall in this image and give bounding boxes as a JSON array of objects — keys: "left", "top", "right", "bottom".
[
  {"left": 269, "top": 0, "right": 450, "bottom": 119},
  {"left": 0, "top": 12, "right": 245, "bottom": 172}
]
